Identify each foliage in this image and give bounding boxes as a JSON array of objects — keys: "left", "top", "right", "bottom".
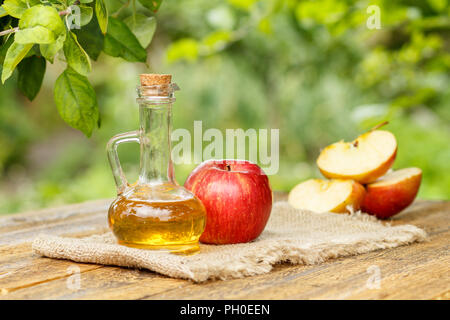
[
  {"left": 161, "top": 0, "right": 449, "bottom": 197},
  {"left": 163, "top": 0, "right": 449, "bottom": 120},
  {"left": 0, "top": 0, "right": 162, "bottom": 136},
  {"left": 0, "top": 0, "right": 449, "bottom": 214}
]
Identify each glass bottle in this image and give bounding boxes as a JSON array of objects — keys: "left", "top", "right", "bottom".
[{"left": 106, "top": 74, "right": 206, "bottom": 254}]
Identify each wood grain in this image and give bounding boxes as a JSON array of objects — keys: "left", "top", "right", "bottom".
[{"left": 0, "top": 195, "right": 448, "bottom": 300}]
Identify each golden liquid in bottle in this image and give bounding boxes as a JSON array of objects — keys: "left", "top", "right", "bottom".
[{"left": 108, "top": 193, "right": 206, "bottom": 254}]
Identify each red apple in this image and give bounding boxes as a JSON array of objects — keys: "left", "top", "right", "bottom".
[
  {"left": 361, "top": 167, "right": 422, "bottom": 219},
  {"left": 317, "top": 130, "right": 397, "bottom": 184},
  {"left": 184, "top": 159, "right": 273, "bottom": 244},
  {"left": 288, "top": 179, "right": 366, "bottom": 213}
]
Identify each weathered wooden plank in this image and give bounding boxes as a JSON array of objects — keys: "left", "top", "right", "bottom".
[
  {"left": 0, "top": 199, "right": 110, "bottom": 231},
  {"left": 391, "top": 200, "right": 448, "bottom": 226},
  {"left": 0, "top": 243, "right": 31, "bottom": 260},
  {"left": 141, "top": 227, "right": 448, "bottom": 300},
  {"left": 0, "top": 197, "right": 448, "bottom": 300},
  {"left": 348, "top": 258, "right": 449, "bottom": 299},
  {"left": 0, "top": 244, "right": 35, "bottom": 277},
  {"left": 0, "top": 213, "right": 108, "bottom": 246},
  {"left": 3, "top": 266, "right": 189, "bottom": 300},
  {"left": 0, "top": 257, "right": 102, "bottom": 295},
  {"left": 141, "top": 201, "right": 449, "bottom": 300},
  {"left": 0, "top": 200, "right": 110, "bottom": 296},
  {"left": 433, "top": 290, "right": 450, "bottom": 300}
]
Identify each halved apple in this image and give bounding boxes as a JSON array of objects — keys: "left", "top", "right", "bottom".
[
  {"left": 361, "top": 167, "right": 422, "bottom": 219},
  {"left": 317, "top": 130, "right": 397, "bottom": 184},
  {"left": 288, "top": 179, "right": 366, "bottom": 213}
]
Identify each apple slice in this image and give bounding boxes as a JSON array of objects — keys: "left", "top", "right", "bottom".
[
  {"left": 317, "top": 130, "right": 397, "bottom": 184},
  {"left": 361, "top": 167, "right": 422, "bottom": 219},
  {"left": 288, "top": 179, "right": 366, "bottom": 213}
]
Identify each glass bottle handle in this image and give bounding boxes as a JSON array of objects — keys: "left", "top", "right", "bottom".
[{"left": 106, "top": 130, "right": 140, "bottom": 194}]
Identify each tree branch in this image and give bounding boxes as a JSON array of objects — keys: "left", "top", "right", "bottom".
[
  {"left": 0, "top": 27, "right": 19, "bottom": 37},
  {"left": 59, "top": 8, "right": 72, "bottom": 16}
]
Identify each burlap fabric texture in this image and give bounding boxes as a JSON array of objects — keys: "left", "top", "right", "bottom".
[{"left": 32, "top": 201, "right": 426, "bottom": 282}]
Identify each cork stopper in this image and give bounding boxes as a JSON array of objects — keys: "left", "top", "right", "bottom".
[
  {"left": 140, "top": 74, "right": 172, "bottom": 86},
  {"left": 138, "top": 74, "right": 174, "bottom": 97}
]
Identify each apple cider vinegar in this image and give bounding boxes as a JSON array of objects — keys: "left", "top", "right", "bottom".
[
  {"left": 108, "top": 194, "right": 206, "bottom": 252},
  {"left": 106, "top": 74, "right": 206, "bottom": 254}
]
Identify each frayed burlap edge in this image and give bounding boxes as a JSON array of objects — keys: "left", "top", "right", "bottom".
[{"left": 32, "top": 202, "right": 427, "bottom": 282}]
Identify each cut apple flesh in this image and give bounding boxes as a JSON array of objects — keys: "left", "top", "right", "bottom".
[
  {"left": 288, "top": 179, "right": 365, "bottom": 213},
  {"left": 368, "top": 167, "right": 421, "bottom": 187},
  {"left": 317, "top": 130, "right": 397, "bottom": 184}
]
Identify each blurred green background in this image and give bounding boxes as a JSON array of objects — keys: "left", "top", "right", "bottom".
[{"left": 0, "top": 0, "right": 449, "bottom": 214}]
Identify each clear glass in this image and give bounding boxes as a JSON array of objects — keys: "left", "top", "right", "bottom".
[{"left": 107, "top": 83, "right": 206, "bottom": 254}]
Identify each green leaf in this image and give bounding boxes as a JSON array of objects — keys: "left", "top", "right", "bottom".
[
  {"left": 1, "top": 0, "right": 39, "bottom": 19},
  {"left": 73, "top": 14, "right": 104, "bottom": 61},
  {"left": 0, "top": 7, "right": 7, "bottom": 18},
  {"left": 104, "top": 17, "right": 147, "bottom": 62},
  {"left": 138, "top": 0, "right": 163, "bottom": 12},
  {"left": 79, "top": 5, "right": 94, "bottom": 26},
  {"left": 24, "top": 44, "right": 41, "bottom": 58},
  {"left": 54, "top": 68, "right": 99, "bottom": 137},
  {"left": 17, "top": 55, "right": 46, "bottom": 100},
  {"left": 79, "top": 0, "right": 94, "bottom": 3},
  {"left": 1, "top": 0, "right": 25, "bottom": 19},
  {"left": 1, "top": 40, "right": 32, "bottom": 83},
  {"left": 15, "top": 26, "right": 55, "bottom": 44},
  {"left": 19, "top": 5, "right": 66, "bottom": 61},
  {"left": 95, "top": 0, "right": 108, "bottom": 34},
  {"left": 40, "top": 32, "right": 66, "bottom": 62},
  {"left": 0, "top": 35, "right": 14, "bottom": 76},
  {"left": 124, "top": 14, "right": 156, "bottom": 48},
  {"left": 19, "top": 5, "right": 65, "bottom": 34},
  {"left": 64, "top": 31, "right": 91, "bottom": 76},
  {"left": 67, "top": 4, "right": 94, "bottom": 28}
]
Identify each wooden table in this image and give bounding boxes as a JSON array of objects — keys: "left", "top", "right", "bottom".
[{"left": 0, "top": 193, "right": 449, "bottom": 300}]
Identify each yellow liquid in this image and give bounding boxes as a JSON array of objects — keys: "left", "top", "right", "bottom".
[{"left": 108, "top": 195, "right": 206, "bottom": 254}]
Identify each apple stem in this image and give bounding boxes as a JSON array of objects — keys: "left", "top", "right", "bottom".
[
  {"left": 226, "top": 164, "right": 231, "bottom": 171},
  {"left": 370, "top": 121, "right": 389, "bottom": 131}
]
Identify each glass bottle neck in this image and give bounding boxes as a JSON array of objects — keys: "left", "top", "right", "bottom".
[{"left": 138, "top": 102, "right": 174, "bottom": 185}]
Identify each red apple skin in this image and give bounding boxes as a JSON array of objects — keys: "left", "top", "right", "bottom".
[
  {"left": 361, "top": 171, "right": 422, "bottom": 219},
  {"left": 184, "top": 159, "right": 273, "bottom": 244}
]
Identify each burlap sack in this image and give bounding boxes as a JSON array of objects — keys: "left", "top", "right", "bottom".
[{"left": 32, "top": 201, "right": 426, "bottom": 282}]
